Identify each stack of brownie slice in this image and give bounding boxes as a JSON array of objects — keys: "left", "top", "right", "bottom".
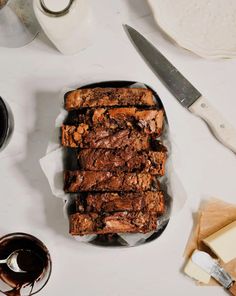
[{"left": 61, "top": 87, "right": 167, "bottom": 236}]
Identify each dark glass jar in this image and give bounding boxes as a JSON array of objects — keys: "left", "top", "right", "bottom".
[{"left": 0, "top": 97, "right": 14, "bottom": 152}]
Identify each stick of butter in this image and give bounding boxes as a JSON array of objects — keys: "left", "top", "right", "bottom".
[
  {"left": 203, "top": 221, "right": 236, "bottom": 263},
  {"left": 184, "top": 257, "right": 211, "bottom": 284}
]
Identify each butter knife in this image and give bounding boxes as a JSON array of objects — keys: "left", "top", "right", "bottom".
[
  {"left": 124, "top": 25, "right": 236, "bottom": 154},
  {"left": 192, "top": 250, "right": 236, "bottom": 295}
]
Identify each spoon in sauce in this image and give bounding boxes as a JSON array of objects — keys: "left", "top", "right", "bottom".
[{"left": 0, "top": 249, "right": 41, "bottom": 273}]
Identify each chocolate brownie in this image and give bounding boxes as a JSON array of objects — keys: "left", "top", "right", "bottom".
[
  {"left": 75, "top": 191, "right": 165, "bottom": 214},
  {"left": 64, "top": 171, "right": 160, "bottom": 192},
  {"left": 61, "top": 125, "right": 151, "bottom": 150},
  {"left": 65, "top": 88, "right": 155, "bottom": 110},
  {"left": 77, "top": 146, "right": 167, "bottom": 175},
  {"left": 66, "top": 107, "right": 164, "bottom": 135},
  {"left": 69, "top": 211, "right": 158, "bottom": 235},
  {"left": 62, "top": 86, "right": 168, "bottom": 237}
]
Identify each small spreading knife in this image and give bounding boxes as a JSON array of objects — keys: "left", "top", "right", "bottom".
[
  {"left": 124, "top": 25, "right": 236, "bottom": 154},
  {"left": 192, "top": 250, "right": 236, "bottom": 295}
]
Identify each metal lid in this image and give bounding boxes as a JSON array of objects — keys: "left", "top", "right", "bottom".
[{"left": 40, "top": 0, "right": 74, "bottom": 17}]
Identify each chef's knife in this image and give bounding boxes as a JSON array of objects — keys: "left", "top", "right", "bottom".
[
  {"left": 192, "top": 250, "right": 236, "bottom": 295},
  {"left": 124, "top": 25, "right": 236, "bottom": 154}
]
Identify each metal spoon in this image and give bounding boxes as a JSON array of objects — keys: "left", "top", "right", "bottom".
[{"left": 0, "top": 249, "right": 31, "bottom": 273}]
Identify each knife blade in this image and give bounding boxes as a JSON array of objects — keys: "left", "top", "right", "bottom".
[
  {"left": 191, "top": 250, "right": 236, "bottom": 295},
  {"left": 124, "top": 24, "right": 236, "bottom": 154}
]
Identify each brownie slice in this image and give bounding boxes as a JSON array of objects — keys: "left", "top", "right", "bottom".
[
  {"left": 65, "top": 88, "right": 155, "bottom": 110},
  {"left": 77, "top": 146, "right": 167, "bottom": 175},
  {"left": 64, "top": 171, "right": 159, "bottom": 192},
  {"left": 66, "top": 107, "right": 164, "bottom": 135},
  {"left": 69, "top": 211, "right": 158, "bottom": 235},
  {"left": 61, "top": 125, "right": 151, "bottom": 150},
  {"left": 75, "top": 191, "right": 165, "bottom": 214}
]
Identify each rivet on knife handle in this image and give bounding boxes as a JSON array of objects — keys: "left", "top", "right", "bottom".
[
  {"left": 229, "top": 282, "right": 236, "bottom": 296},
  {"left": 189, "top": 96, "right": 236, "bottom": 154}
]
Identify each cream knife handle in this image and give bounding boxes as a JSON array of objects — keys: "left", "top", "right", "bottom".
[
  {"left": 229, "top": 282, "right": 236, "bottom": 295},
  {"left": 189, "top": 96, "right": 236, "bottom": 154}
]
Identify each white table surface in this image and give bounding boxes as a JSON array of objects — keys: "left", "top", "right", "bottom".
[{"left": 0, "top": 0, "right": 236, "bottom": 295}]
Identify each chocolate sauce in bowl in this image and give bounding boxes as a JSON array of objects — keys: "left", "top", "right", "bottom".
[
  {"left": 16, "top": 251, "right": 44, "bottom": 274},
  {"left": 0, "top": 234, "right": 51, "bottom": 296}
]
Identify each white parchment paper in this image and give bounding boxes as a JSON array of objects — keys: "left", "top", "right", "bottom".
[{"left": 40, "top": 80, "right": 187, "bottom": 246}]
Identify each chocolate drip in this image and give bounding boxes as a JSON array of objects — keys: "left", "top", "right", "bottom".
[{"left": 0, "top": 235, "right": 49, "bottom": 296}]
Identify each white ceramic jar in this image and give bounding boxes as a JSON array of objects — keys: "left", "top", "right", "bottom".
[{"left": 33, "top": 0, "right": 92, "bottom": 55}]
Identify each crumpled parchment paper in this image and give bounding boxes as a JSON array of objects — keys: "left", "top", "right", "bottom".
[
  {"left": 184, "top": 198, "right": 236, "bottom": 285},
  {"left": 40, "top": 79, "right": 187, "bottom": 246}
]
